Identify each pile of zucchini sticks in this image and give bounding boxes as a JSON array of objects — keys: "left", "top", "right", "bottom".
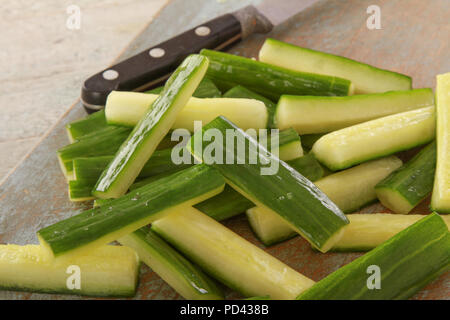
[{"left": 1, "top": 38, "right": 449, "bottom": 300}]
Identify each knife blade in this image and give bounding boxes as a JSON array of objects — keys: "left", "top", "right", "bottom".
[{"left": 81, "top": 0, "right": 317, "bottom": 113}]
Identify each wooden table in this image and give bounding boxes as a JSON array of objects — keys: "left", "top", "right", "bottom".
[{"left": 0, "top": 0, "right": 448, "bottom": 300}]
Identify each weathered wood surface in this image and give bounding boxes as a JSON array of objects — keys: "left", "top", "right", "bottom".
[{"left": 0, "top": 0, "right": 449, "bottom": 300}]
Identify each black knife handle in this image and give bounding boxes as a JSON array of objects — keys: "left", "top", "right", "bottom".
[{"left": 81, "top": 14, "right": 241, "bottom": 112}]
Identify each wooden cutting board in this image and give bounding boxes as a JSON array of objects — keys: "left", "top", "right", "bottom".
[{"left": 1, "top": 0, "right": 449, "bottom": 300}]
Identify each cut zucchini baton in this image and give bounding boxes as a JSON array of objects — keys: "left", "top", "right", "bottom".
[
  {"left": 376, "top": 142, "right": 436, "bottom": 214},
  {"left": 187, "top": 116, "right": 348, "bottom": 253},
  {"left": 431, "top": 72, "right": 450, "bottom": 213},
  {"left": 106, "top": 91, "right": 268, "bottom": 131},
  {"left": 312, "top": 106, "right": 436, "bottom": 171},
  {"left": 247, "top": 156, "right": 402, "bottom": 246},
  {"left": 259, "top": 38, "right": 412, "bottom": 94},
  {"left": 68, "top": 179, "right": 96, "bottom": 202},
  {"left": 38, "top": 165, "right": 225, "bottom": 259},
  {"left": 147, "top": 76, "right": 221, "bottom": 98},
  {"left": 152, "top": 207, "right": 315, "bottom": 299},
  {"left": 94, "top": 54, "right": 209, "bottom": 199},
  {"left": 297, "top": 214, "right": 450, "bottom": 300},
  {"left": 200, "top": 49, "right": 354, "bottom": 100},
  {"left": 276, "top": 89, "right": 434, "bottom": 134},
  {"left": 118, "top": 227, "right": 223, "bottom": 300},
  {"left": 0, "top": 244, "right": 139, "bottom": 297},
  {"left": 332, "top": 214, "right": 450, "bottom": 252},
  {"left": 223, "top": 85, "right": 277, "bottom": 128},
  {"left": 65, "top": 110, "right": 108, "bottom": 143}
]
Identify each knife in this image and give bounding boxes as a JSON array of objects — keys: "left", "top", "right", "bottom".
[{"left": 81, "top": 0, "right": 318, "bottom": 113}]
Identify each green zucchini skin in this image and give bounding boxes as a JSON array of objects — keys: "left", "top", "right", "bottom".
[
  {"left": 431, "top": 73, "right": 450, "bottom": 213},
  {"left": 297, "top": 214, "right": 450, "bottom": 300},
  {"left": 223, "top": 85, "right": 277, "bottom": 128},
  {"left": 312, "top": 106, "right": 436, "bottom": 171},
  {"left": 246, "top": 156, "right": 403, "bottom": 246},
  {"left": 68, "top": 179, "right": 96, "bottom": 202},
  {"left": 118, "top": 227, "right": 224, "bottom": 300},
  {"left": 187, "top": 116, "right": 348, "bottom": 252},
  {"left": 259, "top": 38, "right": 412, "bottom": 94},
  {"left": 58, "top": 126, "right": 131, "bottom": 177},
  {"left": 200, "top": 49, "right": 353, "bottom": 101},
  {"left": 38, "top": 165, "right": 225, "bottom": 258},
  {"left": 146, "top": 77, "right": 221, "bottom": 98},
  {"left": 300, "top": 133, "right": 327, "bottom": 151},
  {"left": 65, "top": 110, "right": 108, "bottom": 142},
  {"left": 276, "top": 89, "right": 434, "bottom": 135},
  {"left": 376, "top": 142, "right": 436, "bottom": 214},
  {"left": 94, "top": 55, "right": 209, "bottom": 199}
]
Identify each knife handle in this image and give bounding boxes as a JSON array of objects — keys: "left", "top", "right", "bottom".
[{"left": 81, "top": 14, "right": 242, "bottom": 112}]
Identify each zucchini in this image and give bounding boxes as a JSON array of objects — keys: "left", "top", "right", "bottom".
[
  {"left": 38, "top": 165, "right": 225, "bottom": 259},
  {"left": 57, "top": 126, "right": 131, "bottom": 180},
  {"left": 118, "top": 227, "right": 223, "bottom": 300},
  {"left": 431, "top": 72, "right": 450, "bottom": 213},
  {"left": 147, "top": 76, "right": 221, "bottom": 98},
  {"left": 0, "top": 244, "right": 139, "bottom": 297},
  {"left": 223, "top": 85, "right": 277, "bottom": 128},
  {"left": 276, "top": 89, "right": 434, "bottom": 134},
  {"left": 200, "top": 49, "right": 354, "bottom": 101},
  {"left": 106, "top": 91, "right": 268, "bottom": 131},
  {"left": 152, "top": 207, "right": 315, "bottom": 299},
  {"left": 259, "top": 38, "right": 412, "bottom": 94},
  {"left": 376, "top": 142, "right": 436, "bottom": 214},
  {"left": 332, "top": 214, "right": 450, "bottom": 252},
  {"left": 247, "top": 156, "right": 402, "bottom": 246},
  {"left": 65, "top": 110, "right": 108, "bottom": 143},
  {"left": 94, "top": 54, "right": 209, "bottom": 199},
  {"left": 297, "top": 214, "right": 450, "bottom": 300},
  {"left": 312, "top": 106, "right": 436, "bottom": 171},
  {"left": 68, "top": 179, "right": 96, "bottom": 202},
  {"left": 187, "top": 116, "right": 348, "bottom": 253}
]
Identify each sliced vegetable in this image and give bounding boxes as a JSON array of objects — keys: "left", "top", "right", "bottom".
[
  {"left": 0, "top": 244, "right": 139, "bottom": 297},
  {"left": 187, "top": 116, "right": 348, "bottom": 253},
  {"left": 118, "top": 227, "right": 223, "bottom": 300},
  {"left": 297, "top": 214, "right": 450, "bottom": 300},
  {"left": 331, "top": 214, "right": 450, "bottom": 252},
  {"left": 312, "top": 106, "right": 435, "bottom": 171},
  {"left": 57, "top": 126, "right": 131, "bottom": 180},
  {"left": 276, "top": 89, "right": 434, "bottom": 134},
  {"left": 94, "top": 54, "right": 209, "bottom": 199},
  {"left": 259, "top": 38, "right": 412, "bottom": 94},
  {"left": 68, "top": 179, "right": 96, "bottom": 202},
  {"left": 65, "top": 110, "right": 108, "bottom": 143},
  {"left": 200, "top": 49, "right": 354, "bottom": 101},
  {"left": 247, "top": 156, "right": 402, "bottom": 246},
  {"left": 223, "top": 85, "right": 277, "bottom": 128},
  {"left": 376, "top": 142, "right": 436, "bottom": 214},
  {"left": 106, "top": 92, "right": 267, "bottom": 131},
  {"left": 38, "top": 165, "right": 225, "bottom": 259},
  {"left": 152, "top": 207, "right": 315, "bottom": 299},
  {"left": 147, "top": 77, "right": 221, "bottom": 98},
  {"left": 431, "top": 72, "right": 450, "bottom": 213}
]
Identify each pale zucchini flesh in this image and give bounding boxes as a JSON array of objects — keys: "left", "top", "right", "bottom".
[
  {"left": 38, "top": 165, "right": 225, "bottom": 259},
  {"left": 431, "top": 72, "right": 450, "bottom": 213},
  {"left": 0, "top": 245, "right": 139, "bottom": 297},
  {"left": 94, "top": 55, "right": 209, "bottom": 199},
  {"left": 276, "top": 89, "right": 434, "bottom": 134},
  {"left": 297, "top": 214, "right": 450, "bottom": 300},
  {"left": 332, "top": 214, "right": 450, "bottom": 252},
  {"left": 187, "top": 116, "right": 348, "bottom": 253},
  {"left": 259, "top": 38, "right": 412, "bottom": 94},
  {"left": 312, "top": 107, "right": 436, "bottom": 171},
  {"left": 247, "top": 156, "right": 403, "bottom": 246},
  {"left": 152, "top": 207, "right": 315, "bottom": 300},
  {"left": 118, "top": 227, "right": 223, "bottom": 300},
  {"left": 106, "top": 91, "right": 268, "bottom": 131}
]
